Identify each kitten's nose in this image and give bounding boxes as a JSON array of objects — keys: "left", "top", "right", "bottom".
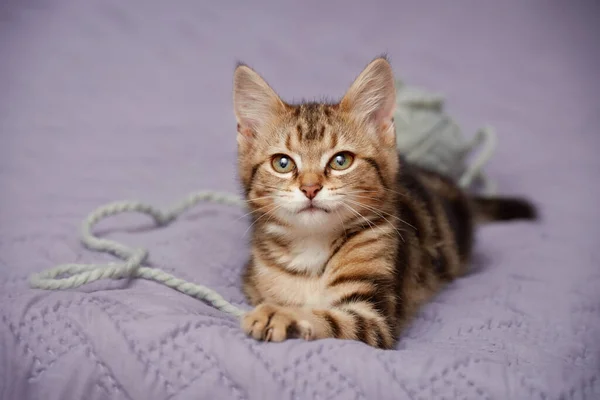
[{"left": 300, "top": 184, "right": 322, "bottom": 200}]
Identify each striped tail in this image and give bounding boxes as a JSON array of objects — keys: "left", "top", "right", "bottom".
[{"left": 472, "top": 196, "right": 538, "bottom": 223}]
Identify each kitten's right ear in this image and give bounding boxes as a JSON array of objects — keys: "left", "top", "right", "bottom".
[{"left": 233, "top": 64, "right": 284, "bottom": 139}]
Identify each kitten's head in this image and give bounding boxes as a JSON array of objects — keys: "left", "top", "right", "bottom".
[{"left": 233, "top": 57, "right": 399, "bottom": 233}]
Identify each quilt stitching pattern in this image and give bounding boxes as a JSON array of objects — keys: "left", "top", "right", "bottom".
[
  {"left": 1, "top": 1, "right": 599, "bottom": 399},
  {"left": 2, "top": 209, "right": 599, "bottom": 399}
]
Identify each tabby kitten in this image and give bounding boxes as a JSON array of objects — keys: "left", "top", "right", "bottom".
[{"left": 233, "top": 57, "right": 536, "bottom": 349}]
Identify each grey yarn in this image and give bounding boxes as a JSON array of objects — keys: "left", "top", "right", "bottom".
[
  {"left": 28, "top": 83, "right": 496, "bottom": 318},
  {"left": 29, "top": 192, "right": 248, "bottom": 318},
  {"left": 394, "top": 81, "right": 497, "bottom": 195}
]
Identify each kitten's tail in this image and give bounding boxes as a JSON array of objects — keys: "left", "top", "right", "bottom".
[{"left": 471, "top": 196, "right": 538, "bottom": 223}]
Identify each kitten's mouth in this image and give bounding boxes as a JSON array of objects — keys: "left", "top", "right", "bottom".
[{"left": 298, "top": 204, "right": 329, "bottom": 214}]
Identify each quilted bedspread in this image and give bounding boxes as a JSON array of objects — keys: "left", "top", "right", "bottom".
[{"left": 1, "top": 1, "right": 599, "bottom": 399}]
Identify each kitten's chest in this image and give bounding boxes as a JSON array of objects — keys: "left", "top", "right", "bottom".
[
  {"left": 283, "top": 236, "right": 333, "bottom": 275},
  {"left": 260, "top": 269, "right": 330, "bottom": 307},
  {"left": 257, "top": 235, "right": 335, "bottom": 307}
]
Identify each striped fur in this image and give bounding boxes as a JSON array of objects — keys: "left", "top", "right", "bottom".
[{"left": 233, "top": 57, "right": 536, "bottom": 349}]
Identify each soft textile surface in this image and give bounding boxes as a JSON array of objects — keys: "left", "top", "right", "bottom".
[{"left": 1, "top": 1, "right": 599, "bottom": 399}]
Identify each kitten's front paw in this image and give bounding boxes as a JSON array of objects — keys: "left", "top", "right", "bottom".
[{"left": 241, "top": 303, "right": 314, "bottom": 343}]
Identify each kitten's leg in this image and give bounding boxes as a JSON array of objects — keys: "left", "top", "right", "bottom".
[
  {"left": 242, "top": 221, "right": 402, "bottom": 348},
  {"left": 241, "top": 303, "right": 316, "bottom": 342},
  {"left": 241, "top": 302, "right": 396, "bottom": 348}
]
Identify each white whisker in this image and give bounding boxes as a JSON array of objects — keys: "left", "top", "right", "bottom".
[
  {"left": 339, "top": 201, "right": 387, "bottom": 238},
  {"left": 242, "top": 204, "right": 284, "bottom": 237},
  {"left": 344, "top": 199, "right": 406, "bottom": 242},
  {"left": 333, "top": 193, "right": 417, "bottom": 232}
]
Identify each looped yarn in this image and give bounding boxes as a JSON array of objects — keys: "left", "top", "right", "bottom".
[
  {"left": 29, "top": 192, "right": 247, "bottom": 318},
  {"left": 28, "top": 82, "right": 497, "bottom": 318}
]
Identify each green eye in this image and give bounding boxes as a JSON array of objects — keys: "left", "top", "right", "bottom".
[
  {"left": 329, "top": 152, "right": 354, "bottom": 170},
  {"left": 271, "top": 154, "right": 296, "bottom": 173}
]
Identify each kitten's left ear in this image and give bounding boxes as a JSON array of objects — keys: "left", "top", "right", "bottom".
[
  {"left": 340, "top": 57, "right": 397, "bottom": 146},
  {"left": 233, "top": 64, "right": 285, "bottom": 140}
]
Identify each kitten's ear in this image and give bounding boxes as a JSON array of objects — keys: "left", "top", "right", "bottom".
[
  {"left": 233, "top": 64, "right": 285, "bottom": 139},
  {"left": 340, "top": 57, "right": 397, "bottom": 145}
]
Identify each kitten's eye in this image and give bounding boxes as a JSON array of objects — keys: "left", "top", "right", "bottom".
[
  {"left": 329, "top": 152, "right": 354, "bottom": 171},
  {"left": 271, "top": 154, "right": 296, "bottom": 174}
]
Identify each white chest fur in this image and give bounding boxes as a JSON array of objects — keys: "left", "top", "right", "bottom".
[
  {"left": 275, "top": 236, "right": 332, "bottom": 306},
  {"left": 259, "top": 225, "right": 336, "bottom": 307},
  {"left": 285, "top": 235, "right": 332, "bottom": 275}
]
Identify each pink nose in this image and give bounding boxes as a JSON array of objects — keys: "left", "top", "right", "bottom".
[{"left": 300, "top": 184, "right": 322, "bottom": 200}]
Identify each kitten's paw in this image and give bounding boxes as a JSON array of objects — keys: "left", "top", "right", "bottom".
[{"left": 241, "top": 303, "right": 314, "bottom": 342}]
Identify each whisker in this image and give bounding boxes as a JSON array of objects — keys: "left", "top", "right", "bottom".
[
  {"left": 263, "top": 204, "right": 284, "bottom": 227},
  {"left": 251, "top": 183, "right": 293, "bottom": 192},
  {"left": 331, "top": 189, "right": 380, "bottom": 196},
  {"left": 341, "top": 193, "right": 380, "bottom": 201},
  {"left": 337, "top": 191, "right": 381, "bottom": 200},
  {"left": 351, "top": 198, "right": 416, "bottom": 231},
  {"left": 381, "top": 186, "right": 410, "bottom": 198},
  {"left": 335, "top": 187, "right": 410, "bottom": 199},
  {"left": 342, "top": 190, "right": 381, "bottom": 194},
  {"left": 242, "top": 194, "right": 286, "bottom": 203},
  {"left": 237, "top": 193, "right": 294, "bottom": 221},
  {"left": 235, "top": 202, "right": 274, "bottom": 221},
  {"left": 332, "top": 193, "right": 417, "bottom": 231},
  {"left": 339, "top": 201, "right": 388, "bottom": 238},
  {"left": 345, "top": 198, "right": 406, "bottom": 227},
  {"left": 242, "top": 204, "right": 283, "bottom": 237},
  {"left": 340, "top": 202, "right": 375, "bottom": 232},
  {"left": 344, "top": 199, "right": 407, "bottom": 242}
]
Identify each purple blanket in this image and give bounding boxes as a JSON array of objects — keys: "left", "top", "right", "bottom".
[{"left": 1, "top": 1, "right": 599, "bottom": 399}]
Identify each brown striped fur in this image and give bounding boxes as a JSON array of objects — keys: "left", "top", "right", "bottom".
[{"left": 232, "top": 56, "right": 536, "bottom": 349}]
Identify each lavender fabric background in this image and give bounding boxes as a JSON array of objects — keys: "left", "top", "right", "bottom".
[{"left": 1, "top": 1, "right": 599, "bottom": 399}]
